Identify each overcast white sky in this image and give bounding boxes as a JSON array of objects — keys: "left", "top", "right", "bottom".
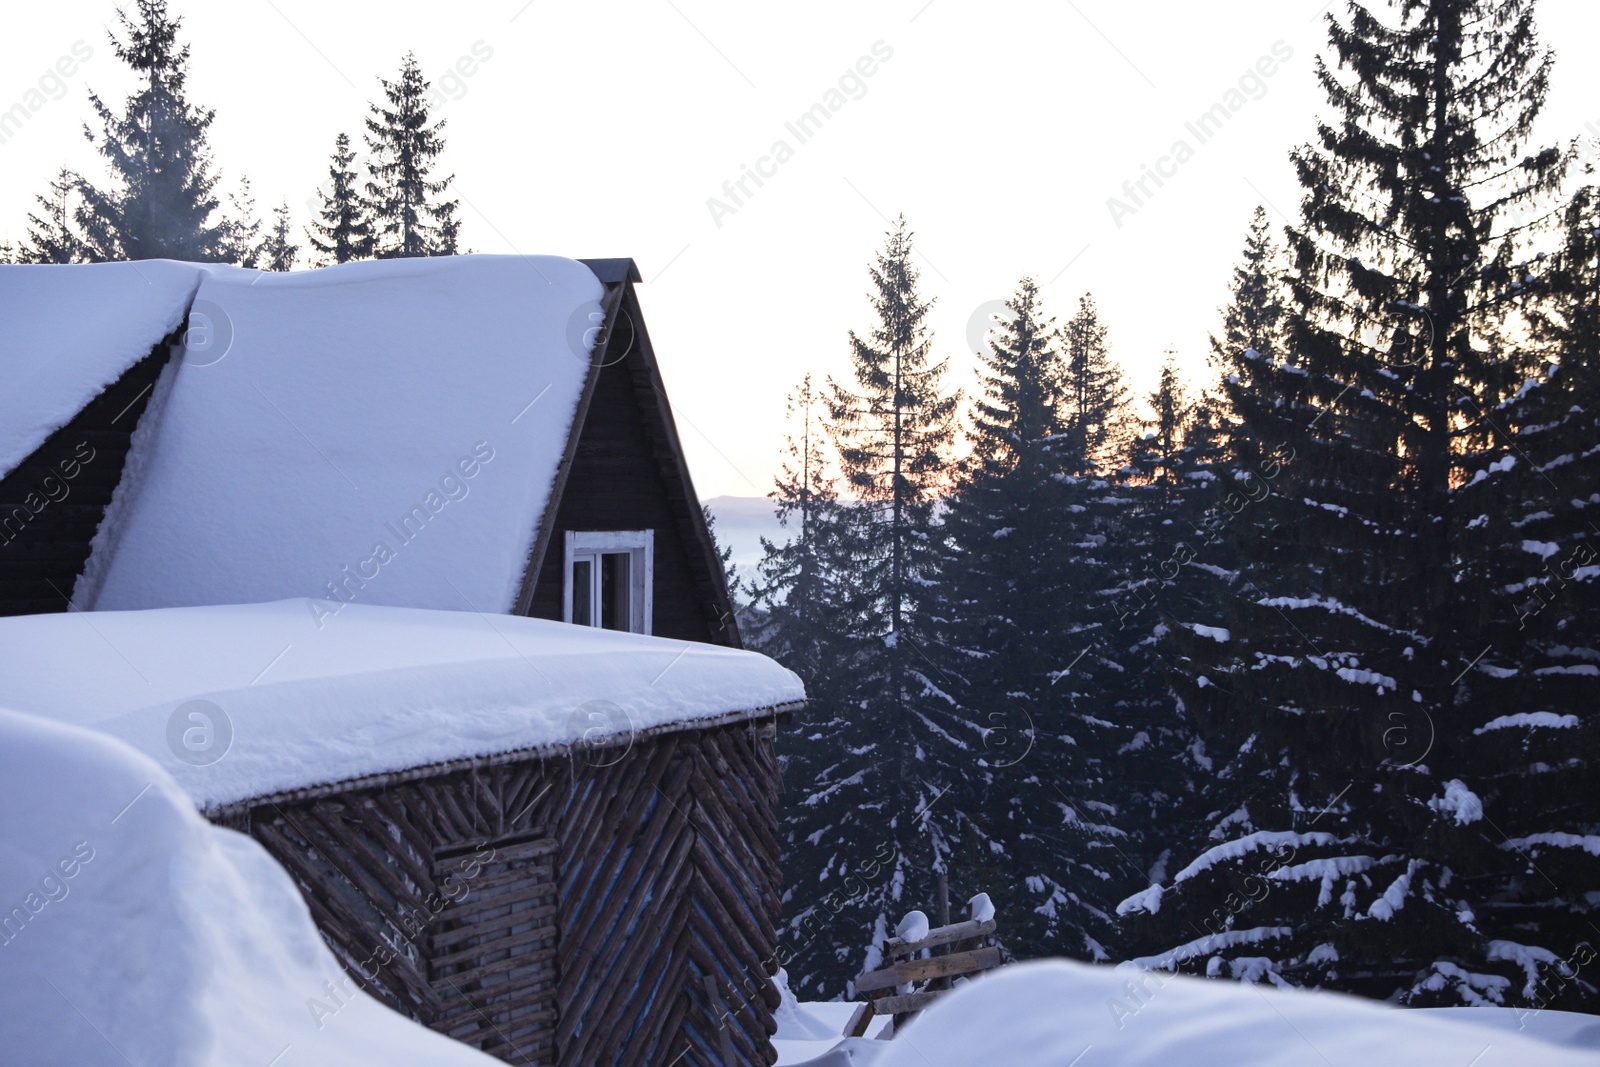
[{"left": 3, "top": 1, "right": 1599, "bottom": 500}]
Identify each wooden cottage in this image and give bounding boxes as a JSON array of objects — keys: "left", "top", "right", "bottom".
[
  {"left": 0, "top": 602, "right": 800, "bottom": 1065},
  {"left": 0, "top": 255, "right": 738, "bottom": 645},
  {"left": 0, "top": 256, "right": 796, "bottom": 1065}
]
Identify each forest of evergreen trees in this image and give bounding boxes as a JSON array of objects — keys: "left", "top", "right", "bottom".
[
  {"left": 2, "top": 0, "right": 458, "bottom": 268},
  {"left": 744, "top": 0, "right": 1600, "bottom": 1013},
  {"left": 5, "top": 0, "right": 1597, "bottom": 1017}
]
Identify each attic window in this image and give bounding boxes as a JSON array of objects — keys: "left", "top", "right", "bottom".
[{"left": 564, "top": 530, "right": 653, "bottom": 635}]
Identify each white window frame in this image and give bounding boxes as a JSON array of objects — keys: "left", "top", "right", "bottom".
[{"left": 563, "top": 530, "right": 654, "bottom": 635}]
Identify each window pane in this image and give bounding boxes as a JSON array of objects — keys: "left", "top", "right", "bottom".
[
  {"left": 572, "top": 558, "right": 593, "bottom": 627},
  {"left": 601, "top": 552, "right": 631, "bottom": 631}
]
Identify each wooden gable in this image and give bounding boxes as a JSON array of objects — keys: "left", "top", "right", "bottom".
[{"left": 517, "top": 259, "right": 741, "bottom": 648}]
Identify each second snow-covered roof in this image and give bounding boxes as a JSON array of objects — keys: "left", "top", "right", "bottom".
[
  {"left": 0, "top": 599, "right": 804, "bottom": 811},
  {"left": 77, "top": 255, "right": 605, "bottom": 614},
  {"left": 0, "top": 260, "right": 199, "bottom": 476}
]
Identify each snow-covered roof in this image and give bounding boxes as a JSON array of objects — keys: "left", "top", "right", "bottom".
[
  {"left": 0, "top": 259, "right": 199, "bottom": 476},
  {"left": 0, "top": 600, "right": 803, "bottom": 811},
  {"left": 55, "top": 254, "right": 606, "bottom": 613},
  {"left": 0, "top": 708, "right": 501, "bottom": 1066}
]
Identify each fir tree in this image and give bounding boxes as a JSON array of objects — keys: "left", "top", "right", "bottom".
[
  {"left": 1210, "top": 206, "right": 1286, "bottom": 367},
  {"left": 1456, "top": 184, "right": 1600, "bottom": 1012},
  {"left": 20, "top": 168, "right": 91, "bottom": 264},
  {"left": 935, "top": 278, "right": 1132, "bottom": 963},
  {"left": 1206, "top": 206, "right": 1288, "bottom": 467},
  {"left": 1131, "top": 349, "right": 1190, "bottom": 492},
  {"left": 365, "top": 53, "right": 459, "bottom": 259},
  {"left": 1060, "top": 294, "right": 1133, "bottom": 474},
  {"left": 77, "top": 0, "right": 226, "bottom": 261},
  {"left": 222, "top": 175, "right": 261, "bottom": 268},
  {"left": 308, "top": 132, "right": 375, "bottom": 264},
  {"left": 749, "top": 376, "right": 875, "bottom": 992},
  {"left": 258, "top": 201, "right": 299, "bottom": 272},
  {"left": 780, "top": 217, "right": 962, "bottom": 996},
  {"left": 748, "top": 375, "right": 849, "bottom": 691},
  {"left": 1128, "top": 0, "right": 1568, "bottom": 1005}
]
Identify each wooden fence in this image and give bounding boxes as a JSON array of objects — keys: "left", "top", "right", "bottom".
[{"left": 845, "top": 893, "right": 1000, "bottom": 1037}]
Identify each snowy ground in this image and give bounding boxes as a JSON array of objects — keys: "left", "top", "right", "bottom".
[{"left": 775, "top": 963, "right": 1600, "bottom": 1066}]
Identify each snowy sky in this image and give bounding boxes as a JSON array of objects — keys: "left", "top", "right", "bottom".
[{"left": 3, "top": 0, "right": 1599, "bottom": 500}]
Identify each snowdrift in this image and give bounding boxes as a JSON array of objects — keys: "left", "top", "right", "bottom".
[
  {"left": 864, "top": 959, "right": 1600, "bottom": 1066},
  {"left": 0, "top": 707, "right": 498, "bottom": 1067}
]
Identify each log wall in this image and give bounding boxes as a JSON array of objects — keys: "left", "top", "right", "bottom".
[{"left": 218, "top": 719, "right": 783, "bottom": 1066}]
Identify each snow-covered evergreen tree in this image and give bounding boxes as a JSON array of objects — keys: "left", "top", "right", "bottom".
[
  {"left": 19, "top": 168, "right": 91, "bottom": 264},
  {"left": 1125, "top": 0, "right": 1568, "bottom": 1005},
  {"left": 76, "top": 0, "right": 227, "bottom": 262},
  {"left": 1454, "top": 185, "right": 1600, "bottom": 1012},
  {"left": 308, "top": 132, "right": 374, "bottom": 264},
  {"left": 748, "top": 375, "right": 850, "bottom": 688},
  {"left": 365, "top": 54, "right": 459, "bottom": 259},
  {"left": 778, "top": 218, "right": 962, "bottom": 997},
  {"left": 934, "top": 278, "right": 1134, "bottom": 963},
  {"left": 1206, "top": 207, "right": 1290, "bottom": 469}
]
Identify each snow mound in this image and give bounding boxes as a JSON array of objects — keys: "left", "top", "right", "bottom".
[
  {"left": 81, "top": 255, "right": 604, "bottom": 615},
  {"left": 874, "top": 959, "right": 1600, "bottom": 1066},
  {"left": 0, "top": 259, "right": 200, "bottom": 476},
  {"left": 0, "top": 708, "right": 498, "bottom": 1067},
  {"left": 967, "top": 892, "right": 995, "bottom": 923},
  {"left": 0, "top": 600, "right": 804, "bottom": 810},
  {"left": 895, "top": 910, "right": 930, "bottom": 944},
  {"left": 772, "top": 969, "right": 845, "bottom": 1042}
]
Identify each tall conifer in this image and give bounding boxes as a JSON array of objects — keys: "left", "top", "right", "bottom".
[
  {"left": 77, "top": 0, "right": 226, "bottom": 261},
  {"left": 308, "top": 133, "right": 375, "bottom": 264},
  {"left": 365, "top": 54, "right": 459, "bottom": 258},
  {"left": 1129, "top": 0, "right": 1566, "bottom": 1005}
]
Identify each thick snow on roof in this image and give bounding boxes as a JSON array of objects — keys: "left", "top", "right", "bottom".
[
  {"left": 0, "top": 259, "right": 199, "bottom": 476},
  {"left": 857, "top": 960, "right": 1599, "bottom": 1067},
  {"left": 0, "top": 709, "right": 500, "bottom": 1067},
  {"left": 79, "top": 254, "right": 604, "bottom": 614},
  {"left": 0, "top": 600, "right": 803, "bottom": 811}
]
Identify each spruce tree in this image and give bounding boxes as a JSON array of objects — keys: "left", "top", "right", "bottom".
[
  {"left": 749, "top": 376, "right": 872, "bottom": 993},
  {"left": 1131, "top": 350, "right": 1189, "bottom": 492},
  {"left": 222, "top": 176, "right": 261, "bottom": 268},
  {"left": 1456, "top": 185, "right": 1600, "bottom": 1012},
  {"left": 748, "top": 375, "right": 850, "bottom": 691},
  {"left": 77, "top": 0, "right": 227, "bottom": 261},
  {"left": 365, "top": 54, "right": 459, "bottom": 259},
  {"left": 1060, "top": 294, "right": 1133, "bottom": 474},
  {"left": 935, "top": 278, "right": 1133, "bottom": 963},
  {"left": 1206, "top": 207, "right": 1289, "bottom": 468},
  {"left": 308, "top": 132, "right": 375, "bottom": 264},
  {"left": 258, "top": 201, "right": 299, "bottom": 272},
  {"left": 1126, "top": 0, "right": 1567, "bottom": 1005},
  {"left": 780, "top": 217, "right": 962, "bottom": 997},
  {"left": 1210, "top": 207, "right": 1286, "bottom": 366},
  {"left": 20, "top": 168, "right": 91, "bottom": 264}
]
